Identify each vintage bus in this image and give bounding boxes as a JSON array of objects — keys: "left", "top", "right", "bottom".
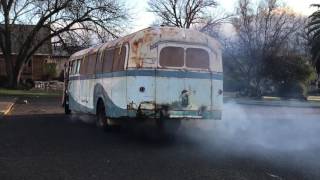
[{"left": 64, "top": 27, "right": 223, "bottom": 132}]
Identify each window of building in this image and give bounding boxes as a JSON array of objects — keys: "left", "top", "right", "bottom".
[
  {"left": 186, "top": 48, "right": 209, "bottom": 69},
  {"left": 159, "top": 46, "right": 184, "bottom": 68},
  {"left": 28, "top": 59, "right": 32, "bottom": 67}
]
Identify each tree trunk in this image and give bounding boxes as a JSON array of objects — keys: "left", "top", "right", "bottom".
[
  {"left": 3, "top": 55, "right": 15, "bottom": 88},
  {"left": 3, "top": 55, "right": 24, "bottom": 88}
]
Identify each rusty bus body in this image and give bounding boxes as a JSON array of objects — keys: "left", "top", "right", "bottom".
[{"left": 64, "top": 27, "right": 223, "bottom": 130}]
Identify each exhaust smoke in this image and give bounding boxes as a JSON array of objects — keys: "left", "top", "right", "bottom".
[{"left": 179, "top": 101, "right": 320, "bottom": 177}]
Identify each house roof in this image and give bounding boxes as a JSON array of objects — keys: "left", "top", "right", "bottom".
[{"left": 0, "top": 24, "right": 52, "bottom": 55}]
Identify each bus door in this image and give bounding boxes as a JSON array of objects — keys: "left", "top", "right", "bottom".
[
  {"left": 156, "top": 44, "right": 186, "bottom": 113},
  {"left": 156, "top": 44, "right": 213, "bottom": 117},
  {"left": 183, "top": 47, "right": 213, "bottom": 113}
]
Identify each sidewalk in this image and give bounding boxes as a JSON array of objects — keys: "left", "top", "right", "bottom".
[{"left": 0, "top": 97, "right": 17, "bottom": 116}]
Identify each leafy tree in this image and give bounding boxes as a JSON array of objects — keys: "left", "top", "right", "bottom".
[
  {"left": 0, "top": 0, "right": 129, "bottom": 88},
  {"left": 264, "top": 54, "right": 316, "bottom": 98},
  {"left": 307, "top": 4, "right": 320, "bottom": 75}
]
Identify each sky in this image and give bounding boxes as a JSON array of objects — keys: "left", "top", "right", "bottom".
[{"left": 127, "top": 0, "right": 319, "bottom": 32}]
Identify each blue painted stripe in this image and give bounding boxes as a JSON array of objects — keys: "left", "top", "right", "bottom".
[{"left": 70, "top": 70, "right": 223, "bottom": 81}]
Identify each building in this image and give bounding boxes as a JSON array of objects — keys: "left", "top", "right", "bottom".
[{"left": 0, "top": 24, "right": 53, "bottom": 81}]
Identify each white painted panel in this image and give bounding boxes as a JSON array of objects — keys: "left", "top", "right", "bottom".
[
  {"left": 87, "top": 79, "right": 96, "bottom": 109},
  {"left": 212, "top": 80, "right": 223, "bottom": 109},
  {"left": 155, "top": 77, "right": 185, "bottom": 105},
  {"left": 184, "top": 78, "right": 212, "bottom": 109},
  {"left": 80, "top": 79, "right": 89, "bottom": 112},
  {"left": 111, "top": 77, "right": 127, "bottom": 109},
  {"left": 102, "top": 77, "right": 112, "bottom": 101},
  {"left": 126, "top": 76, "right": 155, "bottom": 106},
  {"left": 156, "top": 77, "right": 212, "bottom": 110}
]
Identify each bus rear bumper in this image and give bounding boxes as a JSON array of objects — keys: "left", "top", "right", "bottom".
[
  {"left": 167, "top": 110, "right": 222, "bottom": 120},
  {"left": 130, "top": 109, "right": 222, "bottom": 120}
]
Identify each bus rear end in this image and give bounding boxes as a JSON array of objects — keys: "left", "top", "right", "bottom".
[{"left": 126, "top": 28, "right": 223, "bottom": 124}]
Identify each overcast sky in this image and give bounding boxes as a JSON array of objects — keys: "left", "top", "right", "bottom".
[{"left": 127, "top": 0, "right": 319, "bottom": 32}]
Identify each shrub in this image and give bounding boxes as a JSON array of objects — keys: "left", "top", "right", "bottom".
[
  {"left": 43, "top": 63, "right": 57, "bottom": 81},
  {"left": 265, "top": 54, "right": 317, "bottom": 98},
  {"left": 0, "top": 75, "right": 8, "bottom": 87}
]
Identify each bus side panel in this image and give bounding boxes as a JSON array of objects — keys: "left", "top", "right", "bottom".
[
  {"left": 74, "top": 78, "right": 81, "bottom": 111},
  {"left": 110, "top": 76, "right": 127, "bottom": 118},
  {"left": 126, "top": 75, "right": 156, "bottom": 116},
  {"left": 212, "top": 79, "right": 223, "bottom": 110},
  {"left": 68, "top": 80, "right": 76, "bottom": 111},
  {"left": 100, "top": 76, "right": 112, "bottom": 116},
  {"left": 87, "top": 78, "right": 97, "bottom": 112},
  {"left": 68, "top": 78, "right": 81, "bottom": 112}
]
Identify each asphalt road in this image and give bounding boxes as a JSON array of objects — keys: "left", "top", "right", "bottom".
[{"left": 1, "top": 97, "right": 320, "bottom": 180}]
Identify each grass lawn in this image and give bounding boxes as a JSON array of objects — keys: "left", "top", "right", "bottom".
[{"left": 0, "top": 88, "right": 62, "bottom": 97}]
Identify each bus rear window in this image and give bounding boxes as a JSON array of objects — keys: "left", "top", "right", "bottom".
[
  {"left": 186, "top": 48, "right": 209, "bottom": 69},
  {"left": 160, "top": 47, "right": 184, "bottom": 67}
]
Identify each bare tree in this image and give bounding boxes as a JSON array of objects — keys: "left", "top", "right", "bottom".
[
  {"left": 223, "top": 0, "right": 308, "bottom": 96},
  {"left": 0, "top": 0, "right": 129, "bottom": 88},
  {"left": 148, "top": 0, "right": 217, "bottom": 28}
]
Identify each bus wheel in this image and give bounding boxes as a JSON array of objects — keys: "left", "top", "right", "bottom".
[
  {"left": 64, "top": 97, "right": 71, "bottom": 115},
  {"left": 96, "top": 101, "right": 109, "bottom": 131}
]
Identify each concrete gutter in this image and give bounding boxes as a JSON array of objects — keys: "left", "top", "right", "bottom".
[
  {"left": 0, "top": 98, "right": 17, "bottom": 116},
  {"left": 225, "top": 98, "right": 320, "bottom": 108}
]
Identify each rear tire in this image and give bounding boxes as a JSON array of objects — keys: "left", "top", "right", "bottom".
[{"left": 96, "top": 101, "right": 109, "bottom": 131}]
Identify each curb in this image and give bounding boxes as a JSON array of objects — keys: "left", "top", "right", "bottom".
[
  {"left": 228, "top": 100, "right": 320, "bottom": 109},
  {"left": 0, "top": 98, "right": 17, "bottom": 116}
]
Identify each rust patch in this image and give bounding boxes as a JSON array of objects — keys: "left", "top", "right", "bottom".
[{"left": 132, "top": 38, "right": 144, "bottom": 68}]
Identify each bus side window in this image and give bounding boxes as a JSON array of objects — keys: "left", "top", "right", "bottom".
[
  {"left": 119, "top": 46, "right": 127, "bottom": 70},
  {"left": 95, "top": 51, "right": 103, "bottom": 74},
  {"left": 69, "top": 61, "right": 73, "bottom": 75},
  {"left": 112, "top": 46, "right": 126, "bottom": 71},
  {"left": 102, "top": 49, "right": 114, "bottom": 73},
  {"left": 87, "top": 53, "right": 97, "bottom": 75},
  {"left": 74, "top": 60, "right": 78, "bottom": 74},
  {"left": 80, "top": 56, "right": 88, "bottom": 75},
  {"left": 76, "top": 59, "right": 81, "bottom": 74}
]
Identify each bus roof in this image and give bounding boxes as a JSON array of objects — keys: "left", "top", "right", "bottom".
[{"left": 70, "top": 27, "right": 221, "bottom": 58}]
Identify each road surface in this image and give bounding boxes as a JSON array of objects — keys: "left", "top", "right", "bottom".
[{"left": 0, "top": 97, "right": 320, "bottom": 180}]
